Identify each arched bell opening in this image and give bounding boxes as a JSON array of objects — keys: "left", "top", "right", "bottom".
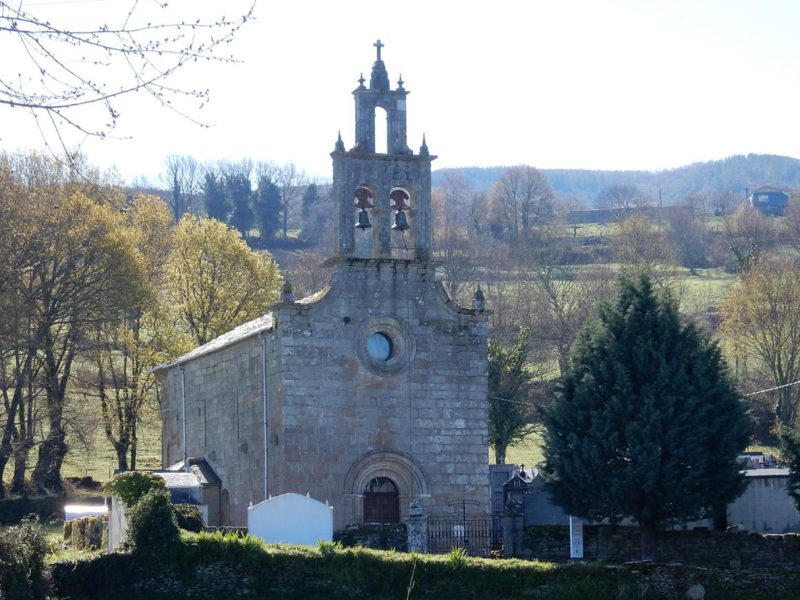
[
  {"left": 353, "top": 185, "right": 376, "bottom": 257},
  {"left": 374, "top": 106, "right": 388, "bottom": 154},
  {"left": 363, "top": 476, "right": 400, "bottom": 524},
  {"left": 389, "top": 187, "right": 414, "bottom": 258}
]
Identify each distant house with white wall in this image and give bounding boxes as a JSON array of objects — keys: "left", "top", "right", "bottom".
[
  {"left": 728, "top": 468, "right": 800, "bottom": 533},
  {"left": 748, "top": 186, "right": 791, "bottom": 215}
]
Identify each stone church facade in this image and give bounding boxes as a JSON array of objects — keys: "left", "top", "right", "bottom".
[{"left": 155, "top": 43, "right": 490, "bottom": 530}]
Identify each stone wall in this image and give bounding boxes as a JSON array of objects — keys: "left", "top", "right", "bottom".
[
  {"left": 334, "top": 523, "right": 407, "bottom": 551},
  {"left": 524, "top": 525, "right": 800, "bottom": 568}
]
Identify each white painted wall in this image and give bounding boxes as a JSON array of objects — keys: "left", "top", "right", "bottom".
[
  {"left": 108, "top": 496, "right": 128, "bottom": 552},
  {"left": 728, "top": 471, "right": 800, "bottom": 533},
  {"left": 248, "top": 493, "right": 333, "bottom": 546}
]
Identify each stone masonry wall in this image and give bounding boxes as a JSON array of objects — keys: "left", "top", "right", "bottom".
[
  {"left": 160, "top": 338, "right": 268, "bottom": 527},
  {"left": 524, "top": 525, "right": 800, "bottom": 568},
  {"left": 161, "top": 258, "right": 490, "bottom": 530},
  {"left": 270, "top": 258, "right": 489, "bottom": 529}
]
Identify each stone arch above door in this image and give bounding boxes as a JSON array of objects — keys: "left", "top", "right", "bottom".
[{"left": 344, "top": 450, "right": 429, "bottom": 523}]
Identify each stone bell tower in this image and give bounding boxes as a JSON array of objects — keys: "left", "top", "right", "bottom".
[
  {"left": 331, "top": 39, "right": 434, "bottom": 261},
  {"left": 156, "top": 42, "right": 489, "bottom": 531}
]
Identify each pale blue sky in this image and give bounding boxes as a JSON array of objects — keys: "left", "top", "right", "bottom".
[{"left": 3, "top": 0, "right": 799, "bottom": 184}]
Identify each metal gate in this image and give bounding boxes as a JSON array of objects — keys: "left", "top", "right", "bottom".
[{"left": 427, "top": 515, "right": 502, "bottom": 557}]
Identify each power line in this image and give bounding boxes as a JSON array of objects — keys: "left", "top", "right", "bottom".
[
  {"left": 744, "top": 379, "right": 800, "bottom": 397},
  {"left": 491, "top": 378, "right": 800, "bottom": 405}
]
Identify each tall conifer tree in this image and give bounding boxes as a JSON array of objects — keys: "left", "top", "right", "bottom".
[{"left": 543, "top": 275, "right": 751, "bottom": 560}]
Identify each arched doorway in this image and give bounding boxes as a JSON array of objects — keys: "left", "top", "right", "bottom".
[{"left": 363, "top": 476, "right": 400, "bottom": 523}]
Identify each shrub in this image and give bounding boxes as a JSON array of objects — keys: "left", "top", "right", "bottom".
[
  {"left": 174, "top": 503, "right": 204, "bottom": 533},
  {"left": 125, "top": 488, "right": 180, "bottom": 558},
  {"left": 68, "top": 515, "right": 107, "bottom": 551},
  {"left": 104, "top": 471, "right": 167, "bottom": 507},
  {"left": 0, "top": 517, "right": 54, "bottom": 599},
  {"left": 317, "top": 540, "right": 343, "bottom": 557},
  {"left": 447, "top": 546, "right": 469, "bottom": 569}
]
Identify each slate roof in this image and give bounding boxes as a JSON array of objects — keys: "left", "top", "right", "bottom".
[
  {"left": 152, "top": 290, "right": 329, "bottom": 373},
  {"left": 744, "top": 468, "right": 789, "bottom": 478},
  {"left": 164, "top": 457, "right": 222, "bottom": 486},
  {"left": 155, "top": 471, "right": 202, "bottom": 488}
]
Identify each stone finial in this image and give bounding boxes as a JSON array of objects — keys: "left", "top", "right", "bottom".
[
  {"left": 357, "top": 73, "right": 366, "bottom": 89},
  {"left": 334, "top": 131, "right": 345, "bottom": 152},
  {"left": 419, "top": 134, "right": 429, "bottom": 157},
  {"left": 397, "top": 75, "right": 405, "bottom": 91},
  {"left": 409, "top": 500, "right": 423, "bottom": 517},
  {"left": 282, "top": 280, "right": 295, "bottom": 304},
  {"left": 473, "top": 286, "right": 485, "bottom": 312}
]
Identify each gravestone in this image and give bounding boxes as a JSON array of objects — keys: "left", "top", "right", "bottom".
[{"left": 248, "top": 493, "right": 333, "bottom": 546}]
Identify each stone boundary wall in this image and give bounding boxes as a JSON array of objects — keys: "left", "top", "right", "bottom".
[
  {"left": 524, "top": 525, "right": 800, "bottom": 568},
  {"left": 334, "top": 523, "right": 407, "bottom": 552}
]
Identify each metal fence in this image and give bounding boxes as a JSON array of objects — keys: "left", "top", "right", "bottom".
[{"left": 427, "top": 515, "right": 502, "bottom": 557}]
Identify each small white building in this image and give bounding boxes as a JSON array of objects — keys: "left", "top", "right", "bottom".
[
  {"left": 248, "top": 493, "right": 333, "bottom": 546},
  {"left": 728, "top": 468, "right": 800, "bottom": 533}
]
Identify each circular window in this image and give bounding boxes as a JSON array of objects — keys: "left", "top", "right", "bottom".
[
  {"left": 356, "top": 316, "right": 414, "bottom": 374},
  {"left": 367, "top": 332, "right": 393, "bottom": 361}
]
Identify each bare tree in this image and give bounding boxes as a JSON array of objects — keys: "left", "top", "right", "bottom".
[
  {"left": 784, "top": 197, "right": 800, "bottom": 254},
  {"left": 433, "top": 174, "right": 481, "bottom": 304},
  {"left": 712, "top": 188, "right": 744, "bottom": 217},
  {"left": 284, "top": 249, "right": 331, "bottom": 299},
  {"left": 724, "top": 204, "right": 778, "bottom": 273},
  {"left": 611, "top": 214, "right": 676, "bottom": 286},
  {"left": 523, "top": 229, "right": 615, "bottom": 375},
  {"left": 259, "top": 162, "right": 308, "bottom": 240},
  {"left": 0, "top": 1, "right": 255, "bottom": 139},
  {"left": 722, "top": 255, "right": 800, "bottom": 426},
  {"left": 162, "top": 155, "right": 204, "bottom": 220},
  {"left": 487, "top": 166, "right": 556, "bottom": 240},
  {"left": 596, "top": 184, "right": 649, "bottom": 211}
]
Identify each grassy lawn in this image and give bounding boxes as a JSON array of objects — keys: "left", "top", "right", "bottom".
[
  {"left": 59, "top": 403, "right": 162, "bottom": 484},
  {"left": 489, "top": 431, "right": 545, "bottom": 468}
]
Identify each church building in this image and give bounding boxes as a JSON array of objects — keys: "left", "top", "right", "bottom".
[{"left": 154, "top": 43, "right": 490, "bottom": 530}]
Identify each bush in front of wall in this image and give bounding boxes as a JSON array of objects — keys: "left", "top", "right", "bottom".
[
  {"left": 104, "top": 471, "right": 167, "bottom": 508},
  {"left": 125, "top": 488, "right": 180, "bottom": 559},
  {"left": 0, "top": 517, "right": 53, "bottom": 600},
  {"left": 174, "top": 503, "right": 204, "bottom": 533}
]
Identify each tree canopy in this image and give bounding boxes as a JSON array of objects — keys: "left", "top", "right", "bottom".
[
  {"left": 166, "top": 215, "right": 282, "bottom": 345},
  {"left": 488, "top": 329, "right": 536, "bottom": 465},
  {"left": 543, "top": 275, "right": 751, "bottom": 560}
]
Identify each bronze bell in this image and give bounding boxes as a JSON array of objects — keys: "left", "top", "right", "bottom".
[
  {"left": 355, "top": 208, "right": 372, "bottom": 229},
  {"left": 392, "top": 209, "right": 409, "bottom": 231}
]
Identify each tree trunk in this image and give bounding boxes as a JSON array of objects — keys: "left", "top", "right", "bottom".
[
  {"left": 495, "top": 444, "right": 507, "bottom": 465},
  {"left": 32, "top": 429, "right": 68, "bottom": 493},
  {"left": 11, "top": 445, "right": 29, "bottom": 495},
  {"left": 130, "top": 416, "right": 138, "bottom": 471},
  {"left": 639, "top": 522, "right": 658, "bottom": 561},
  {"left": 114, "top": 443, "right": 129, "bottom": 472}
]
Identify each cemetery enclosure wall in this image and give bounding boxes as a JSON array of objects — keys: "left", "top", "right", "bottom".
[{"left": 524, "top": 525, "right": 800, "bottom": 568}]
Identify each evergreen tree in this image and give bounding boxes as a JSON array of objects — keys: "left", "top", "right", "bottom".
[
  {"left": 254, "top": 175, "right": 282, "bottom": 243},
  {"left": 781, "top": 429, "right": 800, "bottom": 512},
  {"left": 226, "top": 172, "right": 254, "bottom": 239},
  {"left": 203, "top": 172, "right": 230, "bottom": 223},
  {"left": 301, "top": 182, "right": 319, "bottom": 219},
  {"left": 543, "top": 275, "right": 751, "bottom": 560},
  {"left": 488, "top": 329, "right": 536, "bottom": 464}
]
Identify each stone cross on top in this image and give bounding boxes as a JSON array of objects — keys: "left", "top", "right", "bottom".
[{"left": 373, "top": 39, "right": 384, "bottom": 61}]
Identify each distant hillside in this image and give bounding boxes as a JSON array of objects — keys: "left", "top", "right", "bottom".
[{"left": 433, "top": 154, "right": 800, "bottom": 206}]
